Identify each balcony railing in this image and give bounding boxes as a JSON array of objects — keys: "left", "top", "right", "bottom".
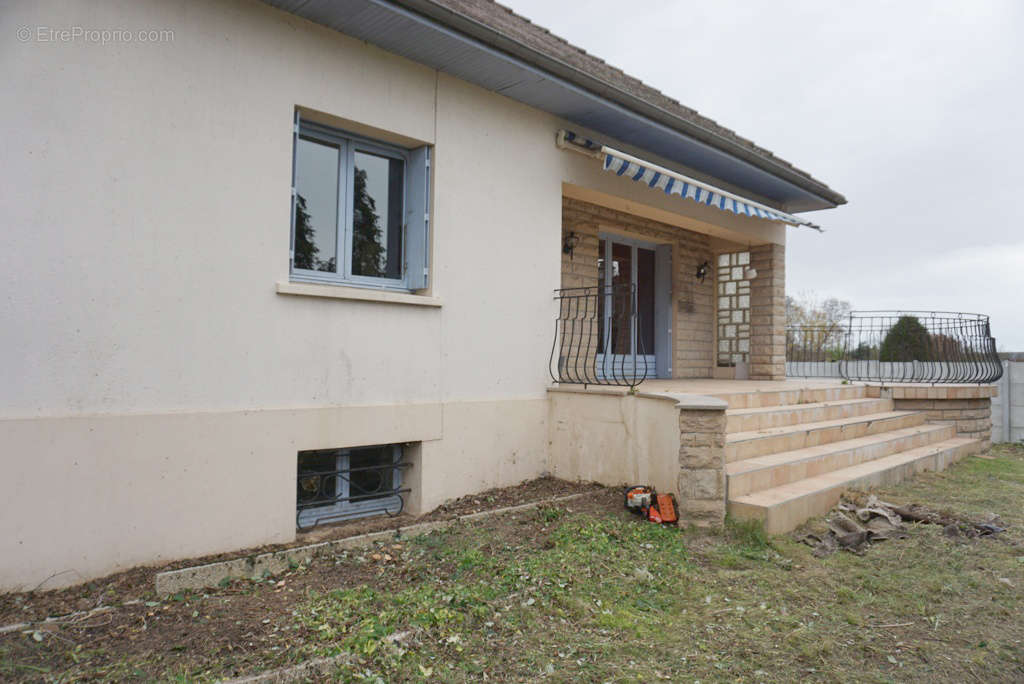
[
  {"left": 549, "top": 284, "right": 649, "bottom": 389},
  {"left": 787, "top": 311, "right": 1003, "bottom": 384}
]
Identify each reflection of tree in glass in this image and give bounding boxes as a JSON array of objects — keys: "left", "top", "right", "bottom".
[
  {"left": 352, "top": 167, "right": 385, "bottom": 277},
  {"left": 293, "top": 194, "right": 318, "bottom": 270},
  {"left": 293, "top": 194, "right": 335, "bottom": 272}
]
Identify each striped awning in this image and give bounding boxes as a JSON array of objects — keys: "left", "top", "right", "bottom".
[{"left": 560, "top": 130, "right": 821, "bottom": 231}]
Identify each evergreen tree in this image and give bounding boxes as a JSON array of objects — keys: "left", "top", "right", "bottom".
[{"left": 879, "top": 316, "right": 930, "bottom": 362}]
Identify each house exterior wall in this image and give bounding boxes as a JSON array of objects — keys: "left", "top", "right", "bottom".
[{"left": 1, "top": 0, "right": 787, "bottom": 590}]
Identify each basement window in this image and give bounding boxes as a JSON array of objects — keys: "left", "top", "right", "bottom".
[{"left": 296, "top": 444, "right": 410, "bottom": 530}]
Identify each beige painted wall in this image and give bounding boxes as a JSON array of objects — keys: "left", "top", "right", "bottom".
[
  {"left": 548, "top": 390, "right": 681, "bottom": 494},
  {"left": 1, "top": 0, "right": 786, "bottom": 589}
]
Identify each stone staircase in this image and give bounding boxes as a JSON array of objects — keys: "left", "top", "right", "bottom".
[{"left": 718, "top": 385, "right": 985, "bottom": 534}]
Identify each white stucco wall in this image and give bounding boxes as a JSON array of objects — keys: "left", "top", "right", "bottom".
[{"left": 1, "top": 0, "right": 785, "bottom": 589}]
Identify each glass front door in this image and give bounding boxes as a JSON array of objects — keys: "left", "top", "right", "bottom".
[{"left": 597, "top": 236, "right": 658, "bottom": 377}]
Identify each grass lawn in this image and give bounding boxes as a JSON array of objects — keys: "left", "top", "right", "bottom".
[{"left": 2, "top": 444, "right": 1023, "bottom": 682}]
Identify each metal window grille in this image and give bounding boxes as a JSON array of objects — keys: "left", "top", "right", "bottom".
[{"left": 296, "top": 444, "right": 412, "bottom": 531}]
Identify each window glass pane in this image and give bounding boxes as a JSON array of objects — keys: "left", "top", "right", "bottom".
[
  {"left": 348, "top": 445, "right": 396, "bottom": 502},
  {"left": 297, "top": 449, "right": 341, "bottom": 508},
  {"left": 293, "top": 137, "right": 339, "bottom": 273},
  {"left": 637, "top": 247, "right": 655, "bottom": 356},
  {"left": 352, "top": 151, "right": 404, "bottom": 279},
  {"left": 610, "top": 242, "right": 632, "bottom": 355}
]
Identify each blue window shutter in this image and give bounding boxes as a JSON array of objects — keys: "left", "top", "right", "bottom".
[{"left": 405, "top": 146, "right": 431, "bottom": 290}]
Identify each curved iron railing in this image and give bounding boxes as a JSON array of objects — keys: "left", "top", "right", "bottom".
[
  {"left": 787, "top": 311, "right": 1003, "bottom": 384},
  {"left": 550, "top": 284, "right": 649, "bottom": 389}
]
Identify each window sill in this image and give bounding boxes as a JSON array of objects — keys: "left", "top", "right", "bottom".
[{"left": 276, "top": 281, "right": 442, "bottom": 307}]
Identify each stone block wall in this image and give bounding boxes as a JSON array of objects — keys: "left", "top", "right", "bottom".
[
  {"left": 865, "top": 385, "right": 997, "bottom": 446},
  {"left": 561, "top": 198, "right": 715, "bottom": 378},
  {"left": 749, "top": 243, "right": 786, "bottom": 380},
  {"left": 677, "top": 408, "right": 727, "bottom": 526}
]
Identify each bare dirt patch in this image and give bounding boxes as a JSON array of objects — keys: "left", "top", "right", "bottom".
[
  {"left": 2, "top": 447, "right": 1023, "bottom": 682},
  {"left": 0, "top": 477, "right": 603, "bottom": 629}
]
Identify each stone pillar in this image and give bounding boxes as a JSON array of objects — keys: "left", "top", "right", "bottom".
[
  {"left": 749, "top": 243, "right": 786, "bottom": 380},
  {"left": 677, "top": 407, "right": 727, "bottom": 527}
]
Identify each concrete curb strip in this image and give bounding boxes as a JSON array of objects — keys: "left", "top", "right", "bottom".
[
  {"left": 223, "top": 654, "right": 354, "bottom": 683},
  {"left": 154, "top": 492, "right": 593, "bottom": 596}
]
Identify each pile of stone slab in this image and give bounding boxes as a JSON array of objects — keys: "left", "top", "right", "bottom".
[{"left": 798, "top": 493, "right": 1006, "bottom": 557}]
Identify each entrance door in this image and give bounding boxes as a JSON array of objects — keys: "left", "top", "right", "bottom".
[{"left": 596, "top": 235, "right": 669, "bottom": 379}]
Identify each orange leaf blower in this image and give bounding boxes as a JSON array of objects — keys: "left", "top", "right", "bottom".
[{"left": 623, "top": 485, "right": 678, "bottom": 524}]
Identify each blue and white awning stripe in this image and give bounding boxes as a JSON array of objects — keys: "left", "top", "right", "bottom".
[
  {"left": 562, "top": 129, "right": 601, "bottom": 152},
  {"left": 602, "top": 151, "right": 817, "bottom": 228}
]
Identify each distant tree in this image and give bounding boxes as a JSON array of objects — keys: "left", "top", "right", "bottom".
[
  {"left": 351, "top": 167, "right": 385, "bottom": 277},
  {"left": 931, "top": 333, "right": 965, "bottom": 359},
  {"left": 786, "top": 293, "right": 853, "bottom": 359},
  {"left": 880, "top": 316, "right": 931, "bottom": 362},
  {"left": 849, "top": 342, "right": 876, "bottom": 360}
]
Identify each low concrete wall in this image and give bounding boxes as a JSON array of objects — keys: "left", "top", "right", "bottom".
[
  {"left": 992, "top": 361, "right": 1024, "bottom": 443},
  {"left": 547, "top": 387, "right": 728, "bottom": 526},
  {"left": 547, "top": 389, "right": 681, "bottom": 494}
]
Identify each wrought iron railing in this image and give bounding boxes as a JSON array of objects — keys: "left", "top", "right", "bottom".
[
  {"left": 786, "top": 325, "right": 846, "bottom": 379},
  {"left": 787, "top": 311, "right": 1003, "bottom": 384},
  {"left": 296, "top": 459, "right": 412, "bottom": 531},
  {"left": 549, "top": 284, "right": 649, "bottom": 388}
]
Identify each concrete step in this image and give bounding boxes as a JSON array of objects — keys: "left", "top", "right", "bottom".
[
  {"left": 726, "top": 397, "right": 894, "bottom": 433},
  {"left": 728, "top": 437, "right": 985, "bottom": 534},
  {"left": 726, "top": 423, "right": 955, "bottom": 498},
  {"left": 716, "top": 385, "right": 867, "bottom": 410},
  {"left": 725, "top": 411, "right": 926, "bottom": 463}
]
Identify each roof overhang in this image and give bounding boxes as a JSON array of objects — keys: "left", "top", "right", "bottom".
[{"left": 261, "top": 0, "right": 844, "bottom": 212}]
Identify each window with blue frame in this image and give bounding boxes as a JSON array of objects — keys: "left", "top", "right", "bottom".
[{"left": 290, "top": 116, "right": 430, "bottom": 291}]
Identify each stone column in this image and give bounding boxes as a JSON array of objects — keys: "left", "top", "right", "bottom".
[
  {"left": 677, "top": 407, "right": 727, "bottom": 527},
  {"left": 749, "top": 243, "right": 786, "bottom": 380}
]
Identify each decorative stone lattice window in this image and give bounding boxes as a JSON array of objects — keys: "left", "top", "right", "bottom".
[{"left": 717, "top": 252, "right": 751, "bottom": 367}]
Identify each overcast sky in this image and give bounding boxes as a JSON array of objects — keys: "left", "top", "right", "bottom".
[{"left": 504, "top": 0, "right": 1024, "bottom": 349}]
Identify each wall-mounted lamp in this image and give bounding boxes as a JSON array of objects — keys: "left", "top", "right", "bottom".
[
  {"left": 695, "top": 260, "right": 710, "bottom": 283},
  {"left": 744, "top": 266, "right": 758, "bottom": 280},
  {"left": 562, "top": 231, "right": 581, "bottom": 259}
]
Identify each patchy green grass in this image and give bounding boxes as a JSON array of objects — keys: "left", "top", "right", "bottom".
[{"left": 2, "top": 446, "right": 1023, "bottom": 682}]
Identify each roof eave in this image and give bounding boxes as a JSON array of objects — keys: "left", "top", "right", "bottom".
[{"left": 393, "top": 0, "right": 846, "bottom": 209}]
